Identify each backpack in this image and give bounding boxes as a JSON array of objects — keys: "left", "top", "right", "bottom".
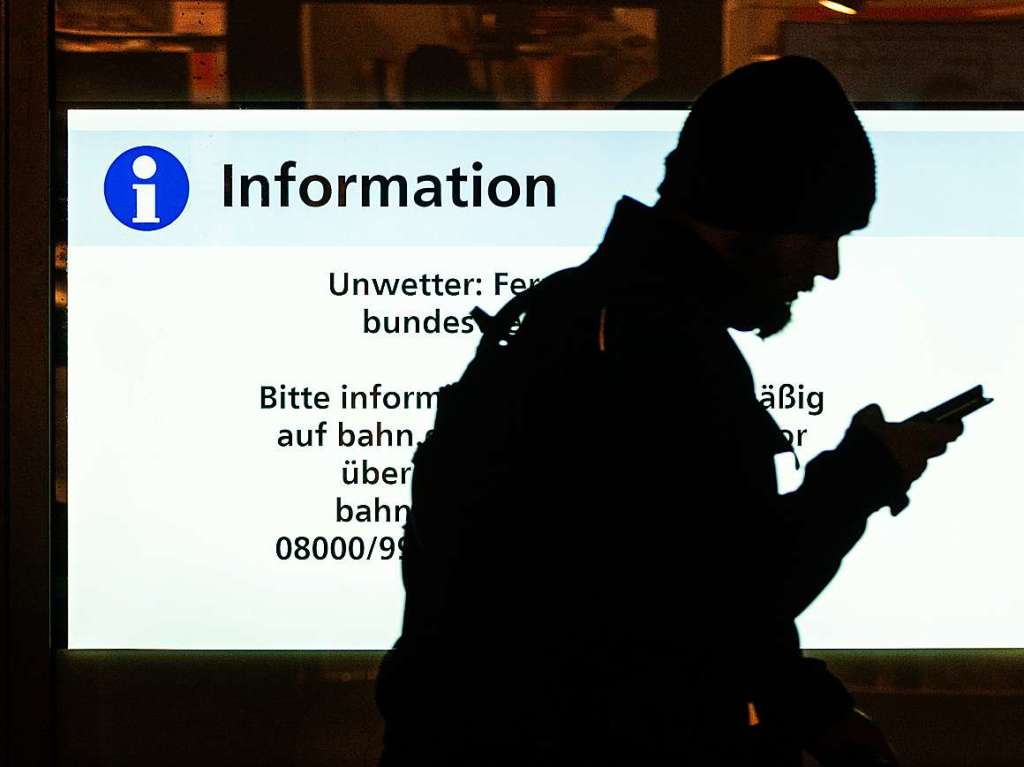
[{"left": 399, "top": 267, "right": 603, "bottom": 637}]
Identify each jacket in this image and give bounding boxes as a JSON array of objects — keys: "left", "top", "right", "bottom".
[{"left": 377, "top": 196, "right": 907, "bottom": 766}]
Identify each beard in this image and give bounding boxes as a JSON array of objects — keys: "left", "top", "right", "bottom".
[
  {"left": 726, "top": 234, "right": 794, "bottom": 339},
  {"left": 727, "top": 290, "right": 793, "bottom": 339},
  {"left": 753, "top": 298, "right": 793, "bottom": 339}
]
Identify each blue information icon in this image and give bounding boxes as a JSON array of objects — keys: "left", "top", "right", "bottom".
[{"left": 104, "top": 146, "right": 189, "bottom": 231}]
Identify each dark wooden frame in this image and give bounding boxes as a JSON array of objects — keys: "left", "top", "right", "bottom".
[{"left": 3, "top": 0, "right": 53, "bottom": 765}]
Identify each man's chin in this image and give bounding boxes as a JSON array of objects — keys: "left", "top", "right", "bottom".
[
  {"left": 726, "top": 287, "right": 793, "bottom": 338},
  {"left": 755, "top": 301, "right": 793, "bottom": 339}
]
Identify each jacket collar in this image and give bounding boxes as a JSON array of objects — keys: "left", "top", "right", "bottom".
[{"left": 585, "top": 196, "right": 746, "bottom": 322}]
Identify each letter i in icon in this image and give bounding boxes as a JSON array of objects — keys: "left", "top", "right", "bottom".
[{"left": 131, "top": 154, "right": 160, "bottom": 224}]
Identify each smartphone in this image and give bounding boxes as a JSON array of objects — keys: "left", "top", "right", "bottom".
[{"left": 918, "top": 384, "right": 993, "bottom": 423}]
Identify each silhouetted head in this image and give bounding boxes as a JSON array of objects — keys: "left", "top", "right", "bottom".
[{"left": 656, "top": 56, "right": 875, "bottom": 338}]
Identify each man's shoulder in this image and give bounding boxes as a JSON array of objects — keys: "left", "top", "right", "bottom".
[
  {"left": 508, "top": 263, "right": 745, "bottom": 386},
  {"left": 601, "top": 293, "right": 726, "bottom": 356}
]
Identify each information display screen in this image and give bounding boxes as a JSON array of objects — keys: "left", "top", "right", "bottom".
[{"left": 67, "top": 110, "right": 1019, "bottom": 649}]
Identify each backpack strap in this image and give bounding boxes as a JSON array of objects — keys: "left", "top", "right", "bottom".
[
  {"left": 470, "top": 266, "right": 607, "bottom": 354},
  {"left": 469, "top": 306, "right": 496, "bottom": 336},
  {"left": 469, "top": 274, "right": 560, "bottom": 351}
]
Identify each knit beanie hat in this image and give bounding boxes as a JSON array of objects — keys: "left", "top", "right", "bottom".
[{"left": 658, "top": 56, "right": 875, "bottom": 234}]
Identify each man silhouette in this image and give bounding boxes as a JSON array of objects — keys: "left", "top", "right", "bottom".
[{"left": 376, "top": 56, "right": 961, "bottom": 766}]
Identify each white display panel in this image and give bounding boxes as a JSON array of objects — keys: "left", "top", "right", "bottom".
[{"left": 67, "top": 110, "right": 1020, "bottom": 649}]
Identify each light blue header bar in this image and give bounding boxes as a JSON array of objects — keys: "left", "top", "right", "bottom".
[{"left": 68, "top": 110, "right": 1024, "bottom": 246}]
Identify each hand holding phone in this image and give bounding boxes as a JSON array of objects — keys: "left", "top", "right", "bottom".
[
  {"left": 852, "top": 386, "right": 991, "bottom": 515},
  {"left": 864, "top": 382, "right": 991, "bottom": 514}
]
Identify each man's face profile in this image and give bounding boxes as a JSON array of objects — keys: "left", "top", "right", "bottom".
[{"left": 733, "top": 230, "right": 845, "bottom": 339}]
